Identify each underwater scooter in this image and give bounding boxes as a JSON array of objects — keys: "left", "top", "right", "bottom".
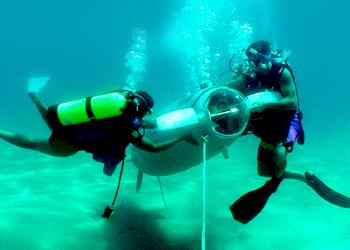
[
  {"left": 131, "top": 87, "right": 283, "bottom": 179},
  {"left": 131, "top": 86, "right": 250, "bottom": 179},
  {"left": 104, "top": 86, "right": 252, "bottom": 218}
]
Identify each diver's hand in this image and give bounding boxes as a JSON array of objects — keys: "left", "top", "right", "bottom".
[
  {"left": 179, "top": 133, "right": 199, "bottom": 146},
  {"left": 249, "top": 100, "right": 266, "bottom": 113},
  {"left": 143, "top": 118, "right": 157, "bottom": 129}
]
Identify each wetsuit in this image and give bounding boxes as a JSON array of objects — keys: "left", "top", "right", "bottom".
[
  {"left": 241, "top": 63, "right": 303, "bottom": 162},
  {"left": 47, "top": 107, "right": 144, "bottom": 176}
]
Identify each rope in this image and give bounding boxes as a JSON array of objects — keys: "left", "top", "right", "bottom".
[
  {"left": 201, "top": 135, "right": 208, "bottom": 250},
  {"left": 111, "top": 158, "right": 125, "bottom": 207}
]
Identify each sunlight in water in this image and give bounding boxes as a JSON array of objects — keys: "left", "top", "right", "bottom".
[{"left": 164, "top": 0, "right": 255, "bottom": 91}]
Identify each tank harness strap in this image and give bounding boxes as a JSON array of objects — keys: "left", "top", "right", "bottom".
[
  {"left": 138, "top": 126, "right": 145, "bottom": 139},
  {"left": 131, "top": 118, "right": 145, "bottom": 140},
  {"left": 259, "top": 141, "right": 275, "bottom": 150},
  {"left": 85, "top": 96, "right": 95, "bottom": 121}
]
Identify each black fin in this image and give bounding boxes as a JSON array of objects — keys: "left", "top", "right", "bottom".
[
  {"left": 136, "top": 170, "right": 143, "bottom": 193},
  {"left": 305, "top": 172, "right": 350, "bottom": 208},
  {"left": 157, "top": 176, "right": 168, "bottom": 210},
  {"left": 222, "top": 145, "right": 230, "bottom": 159},
  {"left": 230, "top": 177, "right": 283, "bottom": 224}
]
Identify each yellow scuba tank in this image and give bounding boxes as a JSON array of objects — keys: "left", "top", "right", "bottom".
[{"left": 53, "top": 92, "right": 128, "bottom": 127}]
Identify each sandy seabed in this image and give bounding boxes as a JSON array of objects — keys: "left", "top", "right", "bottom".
[{"left": 0, "top": 133, "right": 349, "bottom": 250}]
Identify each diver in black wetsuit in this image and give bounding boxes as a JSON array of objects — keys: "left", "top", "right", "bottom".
[
  {"left": 226, "top": 40, "right": 350, "bottom": 224},
  {"left": 0, "top": 89, "right": 197, "bottom": 176}
]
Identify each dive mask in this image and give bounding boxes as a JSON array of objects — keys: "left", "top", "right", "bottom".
[{"left": 245, "top": 48, "right": 274, "bottom": 73}]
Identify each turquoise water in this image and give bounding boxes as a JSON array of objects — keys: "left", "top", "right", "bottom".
[{"left": 0, "top": 0, "right": 350, "bottom": 249}]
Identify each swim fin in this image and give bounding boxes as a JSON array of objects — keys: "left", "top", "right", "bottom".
[
  {"left": 136, "top": 170, "right": 143, "bottom": 193},
  {"left": 230, "top": 177, "right": 283, "bottom": 224},
  {"left": 28, "top": 77, "right": 50, "bottom": 94},
  {"left": 305, "top": 171, "right": 350, "bottom": 208}
]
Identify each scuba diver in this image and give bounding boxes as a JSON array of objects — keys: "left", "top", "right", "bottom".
[
  {"left": 226, "top": 40, "right": 350, "bottom": 224},
  {"left": 0, "top": 78, "right": 197, "bottom": 177}
]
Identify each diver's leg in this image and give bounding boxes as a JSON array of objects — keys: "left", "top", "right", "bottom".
[
  {"left": 257, "top": 161, "right": 271, "bottom": 177},
  {"left": 274, "top": 143, "right": 307, "bottom": 182},
  {"left": 271, "top": 144, "right": 308, "bottom": 181},
  {"left": 257, "top": 141, "right": 286, "bottom": 178},
  {"left": 234, "top": 141, "right": 285, "bottom": 224},
  {"left": 272, "top": 143, "right": 306, "bottom": 182},
  {"left": 28, "top": 92, "right": 49, "bottom": 125},
  {"left": 257, "top": 146, "right": 273, "bottom": 177},
  {"left": 272, "top": 143, "right": 287, "bottom": 178},
  {"left": 283, "top": 169, "right": 306, "bottom": 182},
  {"left": 0, "top": 130, "right": 78, "bottom": 157}
]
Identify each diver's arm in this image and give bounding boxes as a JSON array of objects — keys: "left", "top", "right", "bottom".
[
  {"left": 279, "top": 69, "right": 298, "bottom": 108},
  {"left": 142, "top": 118, "right": 157, "bottom": 129},
  {"left": 130, "top": 131, "right": 181, "bottom": 153},
  {"left": 250, "top": 69, "right": 298, "bottom": 112},
  {"left": 130, "top": 131, "right": 198, "bottom": 153},
  {"left": 226, "top": 75, "right": 247, "bottom": 90},
  {"left": 267, "top": 69, "right": 298, "bottom": 110}
]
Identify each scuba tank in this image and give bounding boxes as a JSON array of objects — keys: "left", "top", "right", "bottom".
[{"left": 47, "top": 91, "right": 131, "bottom": 129}]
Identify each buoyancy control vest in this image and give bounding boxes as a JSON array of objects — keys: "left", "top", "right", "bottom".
[
  {"left": 47, "top": 90, "right": 145, "bottom": 176},
  {"left": 243, "top": 63, "right": 285, "bottom": 95},
  {"left": 242, "top": 60, "right": 304, "bottom": 145}
]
